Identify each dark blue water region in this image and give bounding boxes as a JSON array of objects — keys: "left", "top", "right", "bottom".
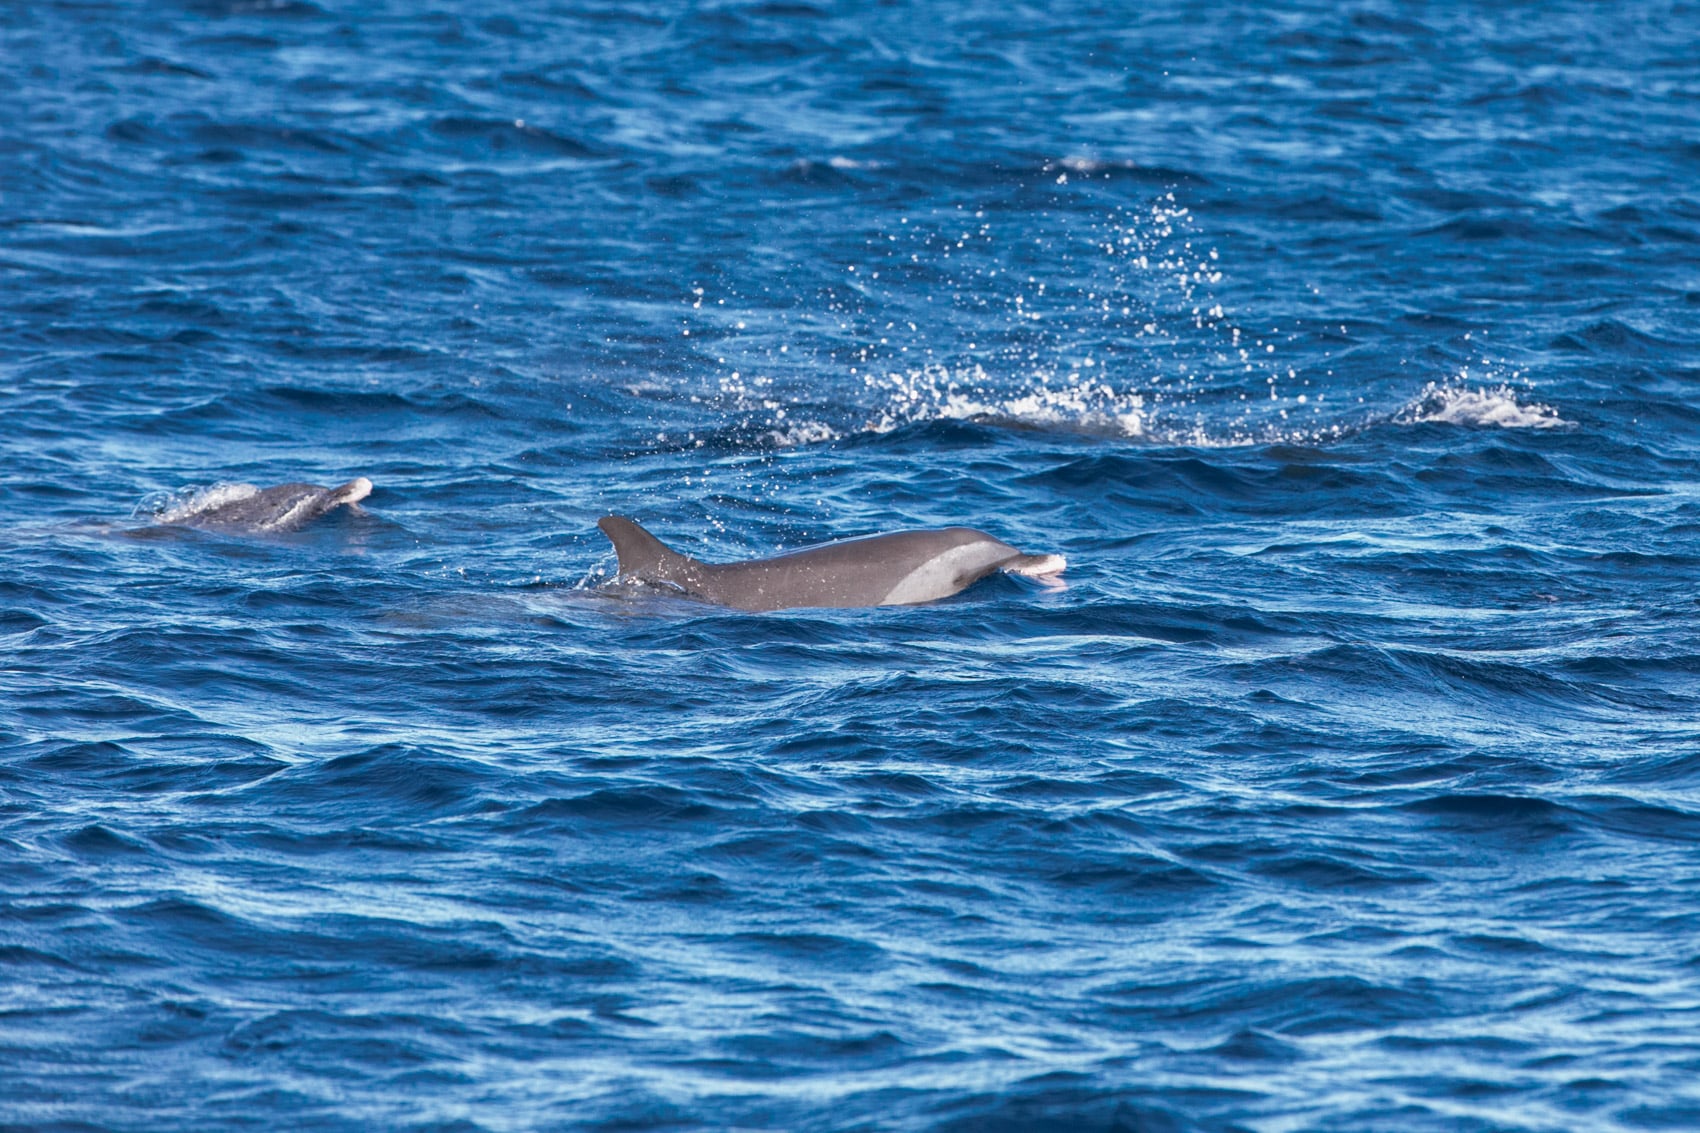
[{"left": 5, "top": 1, "right": 1700, "bottom": 1130}]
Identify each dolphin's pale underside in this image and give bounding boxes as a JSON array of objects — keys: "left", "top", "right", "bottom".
[
  {"left": 598, "top": 516, "right": 1066, "bottom": 611},
  {"left": 171, "top": 478, "right": 373, "bottom": 531}
]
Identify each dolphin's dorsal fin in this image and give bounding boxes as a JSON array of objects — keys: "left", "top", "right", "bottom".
[{"left": 598, "top": 516, "right": 691, "bottom": 577}]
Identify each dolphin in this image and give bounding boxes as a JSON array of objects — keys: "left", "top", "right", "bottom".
[
  {"left": 170, "top": 478, "right": 373, "bottom": 531},
  {"left": 597, "top": 515, "right": 1066, "bottom": 611}
]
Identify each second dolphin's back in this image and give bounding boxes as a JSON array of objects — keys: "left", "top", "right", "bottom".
[{"left": 187, "top": 478, "right": 372, "bottom": 531}]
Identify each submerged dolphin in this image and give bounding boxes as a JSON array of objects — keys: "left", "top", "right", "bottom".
[
  {"left": 171, "top": 478, "right": 373, "bottom": 531},
  {"left": 598, "top": 515, "right": 1066, "bottom": 611}
]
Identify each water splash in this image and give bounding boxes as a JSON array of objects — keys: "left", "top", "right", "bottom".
[
  {"left": 680, "top": 193, "right": 1270, "bottom": 445},
  {"left": 134, "top": 482, "right": 260, "bottom": 524},
  {"left": 862, "top": 363, "right": 1146, "bottom": 437},
  {"left": 761, "top": 419, "right": 839, "bottom": 447},
  {"left": 674, "top": 198, "right": 1570, "bottom": 452},
  {"left": 1399, "top": 382, "right": 1567, "bottom": 429}
]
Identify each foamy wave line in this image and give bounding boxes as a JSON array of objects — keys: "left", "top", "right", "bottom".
[{"left": 1400, "top": 383, "right": 1567, "bottom": 429}]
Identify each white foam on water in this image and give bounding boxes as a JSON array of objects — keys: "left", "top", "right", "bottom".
[
  {"left": 762, "top": 419, "right": 839, "bottom": 447},
  {"left": 862, "top": 363, "right": 1148, "bottom": 438},
  {"left": 708, "top": 363, "right": 1150, "bottom": 449},
  {"left": 727, "top": 376, "right": 1568, "bottom": 452},
  {"left": 1400, "top": 383, "right": 1567, "bottom": 429},
  {"left": 137, "top": 482, "right": 260, "bottom": 523}
]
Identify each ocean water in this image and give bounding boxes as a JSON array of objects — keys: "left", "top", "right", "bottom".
[{"left": 4, "top": 1, "right": 1700, "bottom": 1129}]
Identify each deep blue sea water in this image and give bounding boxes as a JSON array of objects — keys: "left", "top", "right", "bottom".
[{"left": 5, "top": 1, "right": 1700, "bottom": 1129}]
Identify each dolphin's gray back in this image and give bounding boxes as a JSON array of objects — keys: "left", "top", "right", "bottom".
[
  {"left": 177, "top": 478, "right": 372, "bottom": 531},
  {"left": 697, "top": 528, "right": 1017, "bottom": 610},
  {"left": 598, "top": 516, "right": 1061, "bottom": 611}
]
